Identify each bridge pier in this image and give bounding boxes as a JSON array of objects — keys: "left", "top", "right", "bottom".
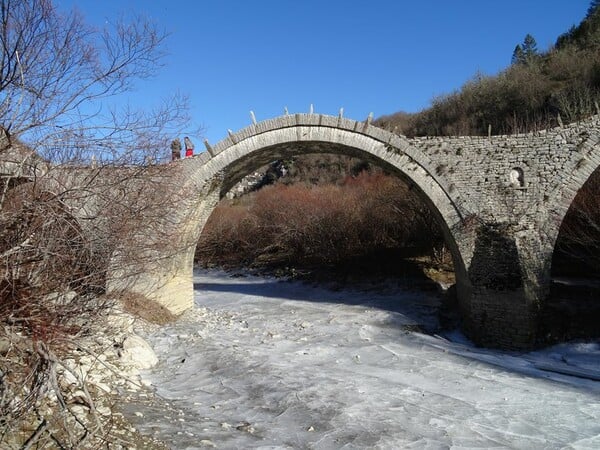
[
  {"left": 457, "top": 223, "right": 551, "bottom": 349},
  {"left": 461, "top": 287, "right": 540, "bottom": 349}
]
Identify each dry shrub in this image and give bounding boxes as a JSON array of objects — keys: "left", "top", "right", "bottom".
[
  {"left": 197, "top": 171, "right": 447, "bottom": 272},
  {"left": 0, "top": 186, "right": 109, "bottom": 341},
  {"left": 0, "top": 172, "right": 180, "bottom": 445},
  {"left": 196, "top": 200, "right": 262, "bottom": 267},
  {"left": 0, "top": 167, "right": 182, "bottom": 446},
  {"left": 0, "top": 183, "right": 115, "bottom": 445},
  {"left": 117, "top": 291, "right": 177, "bottom": 325}
]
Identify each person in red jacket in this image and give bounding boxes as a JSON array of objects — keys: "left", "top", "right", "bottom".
[{"left": 184, "top": 136, "right": 194, "bottom": 157}]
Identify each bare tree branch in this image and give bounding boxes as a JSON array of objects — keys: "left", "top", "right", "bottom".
[{"left": 0, "top": 1, "right": 196, "bottom": 445}]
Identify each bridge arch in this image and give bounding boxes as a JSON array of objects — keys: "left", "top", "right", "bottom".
[
  {"left": 155, "top": 114, "right": 473, "bottom": 319},
  {"left": 543, "top": 130, "right": 600, "bottom": 254},
  {"left": 538, "top": 130, "right": 600, "bottom": 340}
]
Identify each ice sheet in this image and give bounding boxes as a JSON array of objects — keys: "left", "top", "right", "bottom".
[{"left": 131, "top": 270, "right": 600, "bottom": 449}]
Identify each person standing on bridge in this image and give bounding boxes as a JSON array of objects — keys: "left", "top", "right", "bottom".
[
  {"left": 184, "top": 136, "right": 194, "bottom": 157},
  {"left": 170, "top": 138, "right": 182, "bottom": 161}
]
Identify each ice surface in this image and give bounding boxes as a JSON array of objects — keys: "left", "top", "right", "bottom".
[{"left": 131, "top": 270, "right": 600, "bottom": 449}]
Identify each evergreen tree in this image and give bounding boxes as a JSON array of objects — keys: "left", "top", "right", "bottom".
[
  {"left": 522, "top": 34, "right": 539, "bottom": 60},
  {"left": 511, "top": 35, "right": 538, "bottom": 65},
  {"left": 511, "top": 44, "right": 525, "bottom": 65},
  {"left": 585, "top": 0, "right": 600, "bottom": 47},
  {"left": 588, "top": 0, "right": 600, "bottom": 17},
  {"left": 557, "top": 2, "right": 600, "bottom": 49}
]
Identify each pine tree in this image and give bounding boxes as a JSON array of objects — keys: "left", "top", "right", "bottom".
[
  {"left": 512, "top": 34, "right": 539, "bottom": 65},
  {"left": 588, "top": 0, "right": 600, "bottom": 17},
  {"left": 556, "top": 3, "right": 600, "bottom": 49},
  {"left": 522, "top": 34, "right": 538, "bottom": 60},
  {"left": 511, "top": 44, "right": 525, "bottom": 65},
  {"left": 585, "top": 0, "right": 600, "bottom": 46}
]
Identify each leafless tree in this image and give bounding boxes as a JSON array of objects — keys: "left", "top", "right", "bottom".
[
  {"left": 0, "top": 0, "right": 193, "bottom": 164},
  {"left": 0, "top": 0, "right": 195, "bottom": 446}
]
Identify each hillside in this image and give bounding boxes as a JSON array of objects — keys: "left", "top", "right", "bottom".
[
  {"left": 375, "top": 3, "right": 600, "bottom": 137},
  {"left": 198, "top": 4, "right": 600, "bottom": 320}
]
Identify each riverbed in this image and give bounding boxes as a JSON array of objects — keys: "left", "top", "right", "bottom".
[{"left": 128, "top": 269, "right": 600, "bottom": 449}]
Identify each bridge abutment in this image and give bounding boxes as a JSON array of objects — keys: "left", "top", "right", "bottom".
[{"left": 107, "top": 247, "right": 196, "bottom": 314}]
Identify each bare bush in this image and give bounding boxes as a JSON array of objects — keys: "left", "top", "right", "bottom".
[
  {"left": 0, "top": 162, "right": 185, "bottom": 447},
  {"left": 197, "top": 171, "right": 448, "bottom": 274}
]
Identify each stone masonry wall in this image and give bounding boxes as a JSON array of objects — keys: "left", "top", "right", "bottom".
[
  {"left": 409, "top": 116, "right": 600, "bottom": 234},
  {"left": 407, "top": 116, "right": 600, "bottom": 347}
]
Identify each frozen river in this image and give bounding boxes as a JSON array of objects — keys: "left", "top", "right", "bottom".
[{"left": 131, "top": 269, "right": 600, "bottom": 449}]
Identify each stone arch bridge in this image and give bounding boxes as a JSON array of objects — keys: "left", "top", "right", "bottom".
[{"left": 40, "top": 113, "right": 600, "bottom": 348}]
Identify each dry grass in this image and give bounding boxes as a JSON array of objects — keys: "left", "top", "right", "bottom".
[{"left": 117, "top": 291, "right": 178, "bottom": 325}]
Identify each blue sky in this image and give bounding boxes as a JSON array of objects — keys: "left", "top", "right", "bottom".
[{"left": 56, "top": 1, "right": 591, "bottom": 145}]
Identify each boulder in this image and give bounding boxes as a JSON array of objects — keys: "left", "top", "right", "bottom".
[{"left": 120, "top": 334, "right": 158, "bottom": 370}]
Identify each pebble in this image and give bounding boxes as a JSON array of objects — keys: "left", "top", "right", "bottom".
[
  {"left": 236, "top": 421, "right": 255, "bottom": 433},
  {"left": 97, "top": 406, "right": 112, "bottom": 416}
]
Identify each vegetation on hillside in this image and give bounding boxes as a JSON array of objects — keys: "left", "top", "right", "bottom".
[{"left": 375, "top": 3, "right": 600, "bottom": 137}]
